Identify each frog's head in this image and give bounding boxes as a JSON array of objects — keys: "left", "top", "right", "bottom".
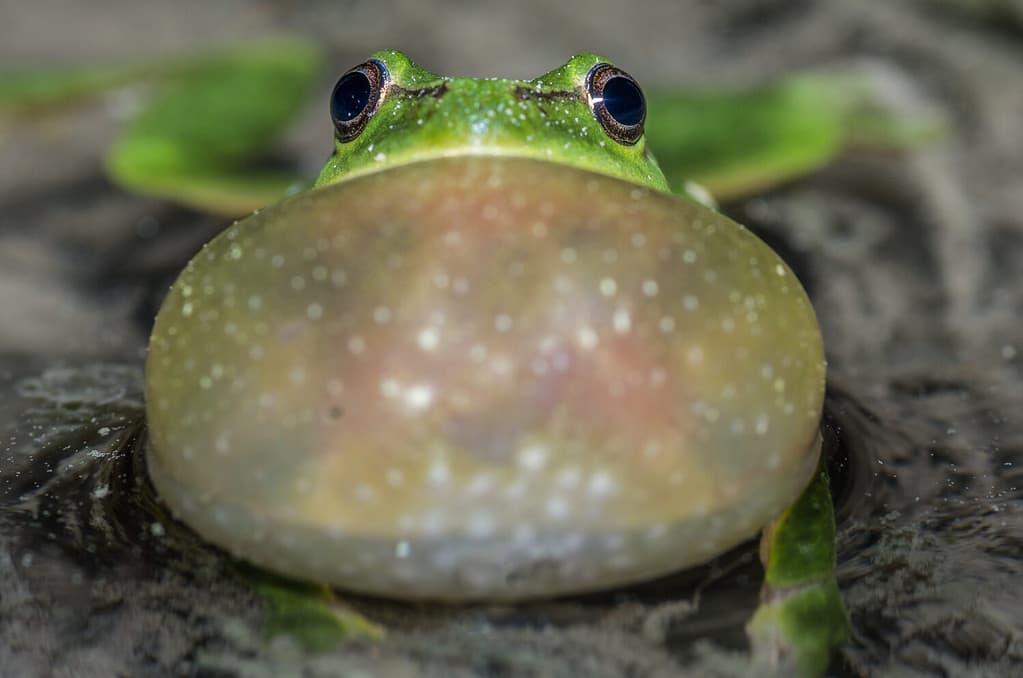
[{"left": 314, "top": 50, "right": 669, "bottom": 191}]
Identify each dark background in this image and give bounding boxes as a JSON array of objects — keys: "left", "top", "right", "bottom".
[{"left": 2, "top": 1, "right": 1022, "bottom": 676}]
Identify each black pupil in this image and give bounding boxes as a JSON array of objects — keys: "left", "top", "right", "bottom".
[
  {"left": 332, "top": 71, "right": 372, "bottom": 122},
  {"left": 602, "top": 76, "right": 644, "bottom": 127}
]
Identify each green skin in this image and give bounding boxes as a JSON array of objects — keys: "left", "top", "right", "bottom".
[
  {"left": 0, "top": 42, "right": 894, "bottom": 676},
  {"left": 313, "top": 50, "right": 669, "bottom": 192},
  {"left": 0, "top": 38, "right": 939, "bottom": 215},
  {"left": 0, "top": 37, "right": 323, "bottom": 215}
]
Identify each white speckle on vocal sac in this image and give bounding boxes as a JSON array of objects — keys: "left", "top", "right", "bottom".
[
  {"left": 517, "top": 445, "right": 548, "bottom": 471},
  {"left": 417, "top": 326, "right": 440, "bottom": 351},
  {"left": 576, "top": 326, "right": 599, "bottom": 350},
  {"left": 403, "top": 384, "right": 434, "bottom": 411},
  {"left": 427, "top": 460, "right": 451, "bottom": 487},
  {"left": 612, "top": 308, "right": 632, "bottom": 334}
]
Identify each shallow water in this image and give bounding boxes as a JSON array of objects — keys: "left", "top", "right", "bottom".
[
  {"left": 3, "top": 1, "right": 1023, "bottom": 676},
  {"left": 2, "top": 247, "right": 1020, "bottom": 678}
]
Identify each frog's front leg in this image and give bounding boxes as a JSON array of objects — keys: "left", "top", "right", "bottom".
[
  {"left": 746, "top": 461, "right": 848, "bottom": 677},
  {"left": 252, "top": 572, "right": 385, "bottom": 651},
  {"left": 104, "top": 39, "right": 322, "bottom": 216},
  {"left": 0, "top": 38, "right": 323, "bottom": 216},
  {"left": 645, "top": 73, "right": 944, "bottom": 203}
]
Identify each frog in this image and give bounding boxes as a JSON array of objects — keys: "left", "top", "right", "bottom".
[
  {"left": 133, "top": 49, "right": 847, "bottom": 677},
  {"left": 1, "top": 40, "right": 943, "bottom": 677}
]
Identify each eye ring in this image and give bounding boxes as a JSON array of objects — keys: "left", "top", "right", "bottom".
[
  {"left": 330, "top": 59, "right": 389, "bottom": 143},
  {"left": 585, "top": 64, "right": 646, "bottom": 146}
]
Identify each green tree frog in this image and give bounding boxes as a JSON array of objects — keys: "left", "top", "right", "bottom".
[
  {"left": 139, "top": 50, "right": 847, "bottom": 677},
  {"left": 6, "top": 35, "right": 948, "bottom": 676}
]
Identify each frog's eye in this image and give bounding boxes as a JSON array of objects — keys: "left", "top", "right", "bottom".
[
  {"left": 331, "top": 59, "right": 389, "bottom": 143},
  {"left": 585, "top": 64, "right": 646, "bottom": 146}
]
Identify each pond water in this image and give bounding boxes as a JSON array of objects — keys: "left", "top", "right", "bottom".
[
  {"left": 2, "top": 2, "right": 1022, "bottom": 676},
  {"left": 2, "top": 171, "right": 1020, "bottom": 676}
]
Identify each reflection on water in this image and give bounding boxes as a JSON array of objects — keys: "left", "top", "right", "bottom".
[
  {"left": 4, "top": 366, "right": 187, "bottom": 571},
  {"left": 2, "top": 363, "right": 1020, "bottom": 675},
  {"left": 832, "top": 374, "right": 1023, "bottom": 674}
]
